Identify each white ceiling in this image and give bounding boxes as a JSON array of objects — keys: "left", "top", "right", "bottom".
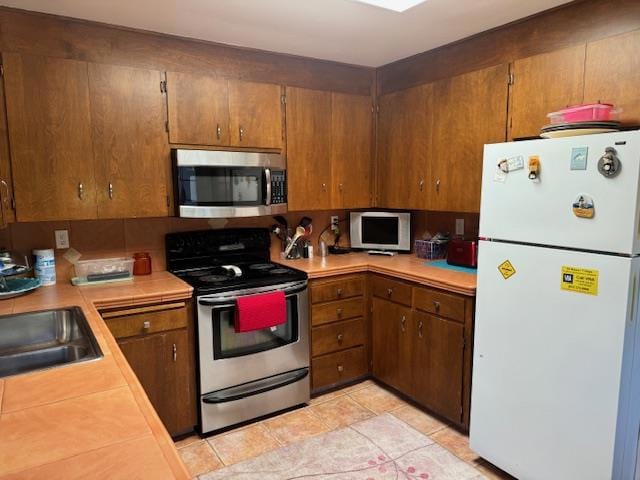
[{"left": 1, "top": 0, "right": 573, "bottom": 67}]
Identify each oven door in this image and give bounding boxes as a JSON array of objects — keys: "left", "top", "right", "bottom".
[{"left": 197, "top": 281, "right": 309, "bottom": 394}]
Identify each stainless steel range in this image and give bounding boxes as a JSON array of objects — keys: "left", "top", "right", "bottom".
[{"left": 166, "top": 228, "right": 309, "bottom": 434}]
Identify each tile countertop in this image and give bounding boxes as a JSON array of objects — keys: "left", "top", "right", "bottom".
[
  {"left": 276, "top": 252, "right": 477, "bottom": 296},
  {"left": 0, "top": 271, "right": 193, "bottom": 479}
]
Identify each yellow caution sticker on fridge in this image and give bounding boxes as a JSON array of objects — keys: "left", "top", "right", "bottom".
[
  {"left": 560, "top": 266, "right": 599, "bottom": 296},
  {"left": 498, "top": 260, "right": 516, "bottom": 280}
]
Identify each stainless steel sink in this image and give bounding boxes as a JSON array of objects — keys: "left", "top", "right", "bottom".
[{"left": 0, "top": 307, "right": 103, "bottom": 378}]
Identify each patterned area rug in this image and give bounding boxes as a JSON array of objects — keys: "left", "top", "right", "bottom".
[{"left": 200, "top": 413, "right": 485, "bottom": 479}]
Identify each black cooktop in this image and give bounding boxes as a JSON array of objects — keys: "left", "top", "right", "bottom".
[{"left": 166, "top": 228, "right": 307, "bottom": 295}]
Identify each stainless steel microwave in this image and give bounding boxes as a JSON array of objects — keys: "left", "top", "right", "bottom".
[{"left": 173, "top": 149, "right": 287, "bottom": 218}]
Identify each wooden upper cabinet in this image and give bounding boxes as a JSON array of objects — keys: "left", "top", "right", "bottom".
[
  {"left": 331, "top": 92, "right": 372, "bottom": 209},
  {"left": 285, "top": 87, "right": 332, "bottom": 211},
  {"left": 89, "top": 64, "right": 170, "bottom": 218},
  {"left": 3, "top": 53, "right": 97, "bottom": 221},
  {"left": 166, "top": 71, "right": 229, "bottom": 146},
  {"left": 584, "top": 30, "right": 640, "bottom": 125},
  {"left": 376, "top": 84, "right": 432, "bottom": 210},
  {"left": 0, "top": 78, "right": 15, "bottom": 226},
  {"left": 509, "top": 45, "right": 586, "bottom": 139},
  {"left": 228, "top": 80, "right": 283, "bottom": 149},
  {"left": 430, "top": 64, "right": 508, "bottom": 212}
]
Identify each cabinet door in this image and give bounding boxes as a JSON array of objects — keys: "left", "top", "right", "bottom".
[
  {"left": 331, "top": 92, "right": 372, "bottom": 209},
  {"left": 376, "top": 84, "right": 432, "bottom": 209},
  {"left": 509, "top": 45, "right": 586, "bottom": 139},
  {"left": 0, "top": 77, "right": 14, "bottom": 226},
  {"left": 584, "top": 30, "right": 640, "bottom": 125},
  {"left": 166, "top": 71, "right": 229, "bottom": 146},
  {"left": 430, "top": 64, "right": 508, "bottom": 212},
  {"left": 228, "top": 80, "right": 282, "bottom": 148},
  {"left": 285, "top": 87, "right": 332, "bottom": 211},
  {"left": 162, "top": 329, "right": 197, "bottom": 435},
  {"left": 371, "top": 297, "right": 412, "bottom": 393},
  {"left": 3, "top": 53, "right": 97, "bottom": 221},
  {"left": 118, "top": 334, "right": 166, "bottom": 415},
  {"left": 414, "top": 311, "right": 464, "bottom": 424},
  {"left": 89, "top": 64, "right": 170, "bottom": 218}
]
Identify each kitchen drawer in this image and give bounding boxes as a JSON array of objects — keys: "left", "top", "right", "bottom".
[
  {"left": 413, "top": 287, "right": 466, "bottom": 323},
  {"left": 311, "top": 298, "right": 365, "bottom": 326},
  {"left": 311, "top": 275, "right": 365, "bottom": 304},
  {"left": 312, "top": 346, "right": 367, "bottom": 390},
  {"left": 102, "top": 302, "right": 188, "bottom": 339},
  {"left": 312, "top": 317, "right": 365, "bottom": 357},
  {"left": 371, "top": 275, "right": 412, "bottom": 306}
]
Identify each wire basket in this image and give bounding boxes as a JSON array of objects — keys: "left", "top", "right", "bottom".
[{"left": 415, "top": 239, "right": 448, "bottom": 260}]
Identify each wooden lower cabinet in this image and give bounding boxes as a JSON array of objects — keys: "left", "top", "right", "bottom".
[
  {"left": 371, "top": 275, "right": 474, "bottom": 428},
  {"left": 102, "top": 301, "right": 197, "bottom": 436},
  {"left": 310, "top": 274, "right": 369, "bottom": 391}
]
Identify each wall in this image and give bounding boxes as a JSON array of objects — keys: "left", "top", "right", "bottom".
[
  {"left": 0, "top": 211, "right": 348, "bottom": 281},
  {"left": 377, "top": 0, "right": 640, "bottom": 94}
]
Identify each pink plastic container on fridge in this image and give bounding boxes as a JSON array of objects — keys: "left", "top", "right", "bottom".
[{"left": 547, "top": 103, "right": 618, "bottom": 124}]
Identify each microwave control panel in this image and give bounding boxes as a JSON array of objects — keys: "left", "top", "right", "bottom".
[{"left": 270, "top": 170, "right": 287, "bottom": 204}]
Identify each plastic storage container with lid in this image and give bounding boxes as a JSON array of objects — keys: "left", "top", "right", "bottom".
[
  {"left": 547, "top": 103, "right": 619, "bottom": 124},
  {"left": 74, "top": 257, "right": 134, "bottom": 281}
]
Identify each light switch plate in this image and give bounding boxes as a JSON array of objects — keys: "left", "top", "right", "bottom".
[
  {"left": 55, "top": 230, "right": 69, "bottom": 249},
  {"left": 455, "top": 219, "right": 464, "bottom": 236}
]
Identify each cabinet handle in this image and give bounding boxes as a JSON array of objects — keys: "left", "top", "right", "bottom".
[
  {"left": 419, "top": 179, "right": 424, "bottom": 191},
  {"left": 433, "top": 300, "right": 441, "bottom": 313},
  {"left": 336, "top": 288, "right": 343, "bottom": 298},
  {"left": 172, "top": 343, "right": 177, "bottom": 362},
  {"left": 436, "top": 179, "right": 441, "bottom": 193},
  {"left": 216, "top": 124, "right": 221, "bottom": 140},
  {"left": 401, "top": 315, "right": 406, "bottom": 332},
  {"left": 108, "top": 182, "right": 113, "bottom": 199},
  {"left": 322, "top": 183, "right": 327, "bottom": 192},
  {"left": 336, "top": 308, "right": 343, "bottom": 318},
  {"left": 418, "top": 320, "right": 424, "bottom": 339},
  {"left": 0, "top": 180, "right": 8, "bottom": 228},
  {"left": 78, "top": 182, "right": 84, "bottom": 200},
  {"left": 239, "top": 126, "right": 245, "bottom": 141},
  {"left": 142, "top": 320, "right": 151, "bottom": 330},
  {"left": 338, "top": 183, "right": 344, "bottom": 192},
  {"left": 387, "top": 288, "right": 393, "bottom": 297},
  {"left": 337, "top": 333, "right": 344, "bottom": 343},
  {"left": 337, "top": 364, "right": 344, "bottom": 373}
]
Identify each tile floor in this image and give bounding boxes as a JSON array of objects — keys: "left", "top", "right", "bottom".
[{"left": 175, "top": 380, "right": 515, "bottom": 479}]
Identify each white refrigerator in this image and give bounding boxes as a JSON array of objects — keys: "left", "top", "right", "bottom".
[{"left": 470, "top": 131, "right": 640, "bottom": 480}]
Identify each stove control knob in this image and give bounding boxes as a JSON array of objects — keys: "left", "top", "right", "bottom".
[{"left": 598, "top": 147, "right": 621, "bottom": 178}]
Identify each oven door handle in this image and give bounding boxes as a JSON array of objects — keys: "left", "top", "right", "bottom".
[
  {"left": 202, "top": 367, "right": 309, "bottom": 404},
  {"left": 198, "top": 282, "right": 307, "bottom": 306}
]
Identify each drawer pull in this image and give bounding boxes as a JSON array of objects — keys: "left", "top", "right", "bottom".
[
  {"left": 337, "top": 333, "right": 344, "bottom": 343},
  {"left": 387, "top": 288, "right": 393, "bottom": 297},
  {"left": 336, "top": 288, "right": 343, "bottom": 298},
  {"left": 172, "top": 343, "right": 177, "bottom": 362},
  {"left": 418, "top": 320, "right": 424, "bottom": 339},
  {"left": 400, "top": 315, "right": 406, "bottom": 332},
  {"left": 142, "top": 321, "right": 151, "bottom": 330},
  {"left": 337, "top": 364, "right": 344, "bottom": 373},
  {"left": 433, "top": 301, "right": 441, "bottom": 313},
  {"left": 336, "top": 308, "right": 343, "bottom": 317}
]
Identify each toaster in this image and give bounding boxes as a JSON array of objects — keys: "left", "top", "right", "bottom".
[{"left": 446, "top": 239, "right": 478, "bottom": 268}]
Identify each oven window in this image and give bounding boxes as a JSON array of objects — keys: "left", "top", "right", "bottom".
[
  {"left": 178, "top": 166, "right": 264, "bottom": 206},
  {"left": 212, "top": 295, "right": 299, "bottom": 359}
]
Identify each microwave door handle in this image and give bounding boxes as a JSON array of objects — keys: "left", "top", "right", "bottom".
[{"left": 264, "top": 168, "right": 272, "bottom": 206}]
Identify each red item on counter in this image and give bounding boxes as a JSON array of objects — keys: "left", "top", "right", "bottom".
[
  {"left": 234, "top": 291, "right": 286, "bottom": 333},
  {"left": 132, "top": 252, "right": 152, "bottom": 275}
]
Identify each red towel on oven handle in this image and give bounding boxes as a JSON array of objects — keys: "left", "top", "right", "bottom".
[{"left": 234, "top": 291, "right": 287, "bottom": 333}]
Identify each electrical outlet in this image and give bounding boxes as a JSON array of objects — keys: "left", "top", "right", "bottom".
[
  {"left": 331, "top": 215, "right": 340, "bottom": 233},
  {"left": 55, "top": 230, "right": 69, "bottom": 249},
  {"left": 455, "top": 219, "right": 465, "bottom": 236}
]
